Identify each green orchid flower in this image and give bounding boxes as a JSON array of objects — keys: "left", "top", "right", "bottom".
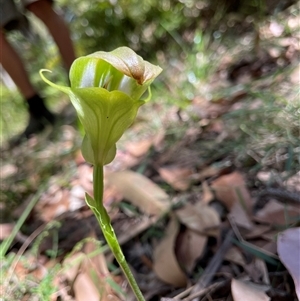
[{"left": 40, "top": 47, "right": 162, "bottom": 166}]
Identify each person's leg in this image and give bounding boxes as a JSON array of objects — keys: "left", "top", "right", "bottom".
[
  {"left": 27, "top": 0, "right": 76, "bottom": 71},
  {"left": 0, "top": 30, "right": 36, "bottom": 99},
  {"left": 0, "top": 29, "right": 55, "bottom": 143}
]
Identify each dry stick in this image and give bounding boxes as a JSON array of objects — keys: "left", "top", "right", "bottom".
[
  {"left": 117, "top": 215, "right": 160, "bottom": 246},
  {"left": 170, "top": 282, "right": 223, "bottom": 301},
  {"left": 184, "top": 281, "right": 226, "bottom": 301},
  {"left": 189, "top": 229, "right": 234, "bottom": 301},
  {"left": 173, "top": 286, "right": 195, "bottom": 300},
  {"left": 259, "top": 188, "right": 300, "bottom": 204}
]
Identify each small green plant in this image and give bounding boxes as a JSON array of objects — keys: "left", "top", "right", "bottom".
[{"left": 41, "top": 46, "right": 162, "bottom": 301}]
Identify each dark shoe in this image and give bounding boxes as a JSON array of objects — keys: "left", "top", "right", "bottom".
[
  {"left": 27, "top": 94, "right": 56, "bottom": 123},
  {"left": 23, "top": 113, "right": 56, "bottom": 138},
  {"left": 9, "top": 94, "right": 56, "bottom": 147},
  {"left": 9, "top": 112, "right": 56, "bottom": 147}
]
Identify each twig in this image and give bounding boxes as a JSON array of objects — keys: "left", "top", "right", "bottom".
[
  {"left": 184, "top": 281, "right": 226, "bottom": 301},
  {"left": 228, "top": 215, "right": 244, "bottom": 242},
  {"left": 189, "top": 229, "right": 234, "bottom": 301},
  {"left": 259, "top": 188, "right": 300, "bottom": 204},
  {"left": 172, "top": 286, "right": 195, "bottom": 300}
]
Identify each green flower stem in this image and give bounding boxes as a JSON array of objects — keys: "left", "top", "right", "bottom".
[{"left": 92, "top": 164, "right": 146, "bottom": 301}]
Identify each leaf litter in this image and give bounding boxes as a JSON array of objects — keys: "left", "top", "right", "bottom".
[{"left": 1, "top": 4, "right": 300, "bottom": 301}]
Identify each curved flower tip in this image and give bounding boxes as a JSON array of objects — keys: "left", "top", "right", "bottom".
[
  {"left": 39, "top": 69, "right": 70, "bottom": 94},
  {"left": 41, "top": 47, "right": 162, "bottom": 166},
  {"left": 70, "top": 46, "right": 162, "bottom": 100},
  {"left": 94, "top": 47, "right": 162, "bottom": 85}
]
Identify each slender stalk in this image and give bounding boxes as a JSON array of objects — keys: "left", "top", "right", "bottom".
[
  {"left": 93, "top": 165, "right": 104, "bottom": 208},
  {"left": 93, "top": 164, "right": 146, "bottom": 301}
]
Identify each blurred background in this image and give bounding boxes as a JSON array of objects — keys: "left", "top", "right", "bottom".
[
  {"left": 1, "top": 1, "right": 300, "bottom": 300},
  {"left": 1, "top": 0, "right": 298, "bottom": 141}
]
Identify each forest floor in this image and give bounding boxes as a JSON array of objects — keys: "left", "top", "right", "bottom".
[{"left": 1, "top": 3, "right": 300, "bottom": 301}]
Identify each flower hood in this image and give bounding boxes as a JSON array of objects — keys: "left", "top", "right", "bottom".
[{"left": 40, "top": 47, "right": 162, "bottom": 165}]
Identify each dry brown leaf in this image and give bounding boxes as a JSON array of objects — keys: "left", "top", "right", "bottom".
[
  {"left": 103, "top": 184, "right": 124, "bottom": 207},
  {"left": 269, "top": 21, "right": 284, "bottom": 37},
  {"left": 206, "top": 119, "right": 225, "bottom": 134},
  {"left": 63, "top": 236, "right": 122, "bottom": 301},
  {"left": 262, "top": 241, "right": 278, "bottom": 256},
  {"left": 248, "top": 240, "right": 278, "bottom": 257},
  {"left": 254, "top": 199, "right": 300, "bottom": 226},
  {"left": 74, "top": 149, "right": 86, "bottom": 165},
  {"left": 158, "top": 165, "right": 193, "bottom": 191},
  {"left": 8, "top": 253, "right": 49, "bottom": 288},
  {"left": 76, "top": 164, "right": 93, "bottom": 194},
  {"left": 0, "top": 163, "right": 17, "bottom": 179},
  {"left": 244, "top": 258, "right": 270, "bottom": 284},
  {"left": 106, "top": 170, "right": 170, "bottom": 216},
  {"left": 13, "top": 257, "right": 33, "bottom": 281},
  {"left": 211, "top": 171, "right": 253, "bottom": 212},
  {"left": 277, "top": 227, "right": 300, "bottom": 300},
  {"left": 0, "top": 223, "right": 15, "bottom": 240},
  {"left": 231, "top": 279, "right": 270, "bottom": 301},
  {"left": 211, "top": 172, "right": 254, "bottom": 230},
  {"left": 176, "top": 229, "right": 207, "bottom": 273},
  {"left": 194, "top": 166, "right": 222, "bottom": 182},
  {"left": 244, "top": 225, "right": 271, "bottom": 239},
  {"left": 224, "top": 247, "right": 246, "bottom": 267},
  {"left": 175, "top": 202, "right": 220, "bottom": 237},
  {"left": 229, "top": 202, "right": 254, "bottom": 230},
  {"left": 289, "top": 65, "right": 300, "bottom": 85},
  {"left": 125, "top": 138, "right": 154, "bottom": 157},
  {"left": 111, "top": 150, "right": 142, "bottom": 169},
  {"left": 63, "top": 252, "right": 84, "bottom": 290},
  {"left": 83, "top": 237, "right": 110, "bottom": 278},
  {"left": 202, "top": 181, "right": 214, "bottom": 204},
  {"left": 83, "top": 238, "right": 122, "bottom": 301},
  {"left": 73, "top": 273, "right": 101, "bottom": 301},
  {"left": 117, "top": 216, "right": 159, "bottom": 246},
  {"left": 36, "top": 188, "right": 71, "bottom": 222},
  {"left": 261, "top": 230, "right": 280, "bottom": 241},
  {"left": 153, "top": 215, "right": 187, "bottom": 287},
  {"left": 34, "top": 172, "right": 90, "bottom": 222},
  {"left": 152, "top": 129, "right": 166, "bottom": 151},
  {"left": 30, "top": 263, "right": 48, "bottom": 281},
  {"left": 258, "top": 258, "right": 270, "bottom": 285},
  {"left": 284, "top": 171, "right": 300, "bottom": 191}
]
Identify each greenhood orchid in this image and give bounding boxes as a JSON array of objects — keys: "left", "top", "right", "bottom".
[
  {"left": 41, "top": 47, "right": 162, "bottom": 301},
  {"left": 40, "top": 47, "right": 162, "bottom": 166}
]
